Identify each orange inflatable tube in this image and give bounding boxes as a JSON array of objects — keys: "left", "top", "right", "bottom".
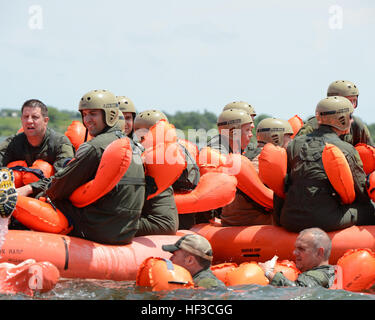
[
  {"left": 0, "top": 229, "right": 193, "bottom": 281},
  {"left": 337, "top": 248, "right": 375, "bottom": 292},
  {"left": 22, "top": 160, "right": 55, "bottom": 185},
  {"left": 210, "top": 262, "right": 238, "bottom": 283},
  {"left": 288, "top": 115, "right": 304, "bottom": 139},
  {"left": 225, "top": 262, "right": 269, "bottom": 286},
  {"left": 355, "top": 143, "right": 375, "bottom": 175},
  {"left": 322, "top": 143, "right": 355, "bottom": 204},
  {"left": 64, "top": 120, "right": 92, "bottom": 150},
  {"left": 69, "top": 137, "right": 133, "bottom": 207},
  {"left": 366, "top": 171, "right": 375, "bottom": 201},
  {"left": 174, "top": 172, "right": 237, "bottom": 214},
  {"left": 7, "top": 160, "right": 27, "bottom": 188},
  {"left": 178, "top": 139, "right": 199, "bottom": 164},
  {"left": 191, "top": 222, "right": 375, "bottom": 265},
  {"left": 13, "top": 196, "right": 71, "bottom": 234},
  {"left": 136, "top": 257, "right": 194, "bottom": 291},
  {"left": 0, "top": 259, "right": 60, "bottom": 296},
  {"left": 258, "top": 143, "right": 287, "bottom": 198}
]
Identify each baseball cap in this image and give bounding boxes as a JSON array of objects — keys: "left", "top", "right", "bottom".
[{"left": 162, "top": 234, "right": 213, "bottom": 261}]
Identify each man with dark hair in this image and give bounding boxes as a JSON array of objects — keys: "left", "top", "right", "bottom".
[
  {"left": 162, "top": 234, "right": 225, "bottom": 289},
  {"left": 0, "top": 99, "right": 74, "bottom": 198},
  {"left": 260, "top": 228, "right": 335, "bottom": 288}
]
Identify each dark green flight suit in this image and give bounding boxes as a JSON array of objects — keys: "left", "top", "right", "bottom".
[
  {"left": 207, "top": 135, "right": 273, "bottom": 226},
  {"left": 193, "top": 268, "right": 226, "bottom": 289},
  {"left": 45, "top": 126, "right": 146, "bottom": 245},
  {"left": 0, "top": 128, "right": 75, "bottom": 196},
  {"left": 296, "top": 115, "right": 374, "bottom": 147},
  {"left": 277, "top": 125, "right": 375, "bottom": 233},
  {"left": 271, "top": 265, "right": 335, "bottom": 288}
]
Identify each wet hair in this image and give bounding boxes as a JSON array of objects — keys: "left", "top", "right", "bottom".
[
  {"left": 299, "top": 228, "right": 332, "bottom": 260},
  {"left": 21, "top": 99, "right": 48, "bottom": 117}
]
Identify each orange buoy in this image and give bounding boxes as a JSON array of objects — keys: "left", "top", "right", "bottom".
[
  {"left": 174, "top": 172, "right": 237, "bottom": 214},
  {"left": 7, "top": 160, "right": 27, "bottom": 188},
  {"left": 355, "top": 143, "right": 375, "bottom": 175},
  {"left": 136, "top": 257, "right": 194, "bottom": 291},
  {"left": 13, "top": 196, "right": 71, "bottom": 234},
  {"left": 65, "top": 120, "right": 92, "bottom": 150},
  {"left": 0, "top": 259, "right": 60, "bottom": 296},
  {"left": 230, "top": 154, "right": 274, "bottom": 209},
  {"left": 322, "top": 143, "right": 355, "bottom": 204},
  {"left": 288, "top": 115, "right": 304, "bottom": 139},
  {"left": 225, "top": 262, "right": 269, "bottom": 286},
  {"left": 210, "top": 262, "right": 238, "bottom": 283},
  {"left": 273, "top": 260, "right": 300, "bottom": 281},
  {"left": 258, "top": 143, "right": 287, "bottom": 198},
  {"left": 22, "top": 160, "right": 55, "bottom": 185},
  {"left": 69, "top": 137, "right": 133, "bottom": 207},
  {"left": 337, "top": 248, "right": 375, "bottom": 292}
]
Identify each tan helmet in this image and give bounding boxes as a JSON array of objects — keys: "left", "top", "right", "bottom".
[
  {"left": 315, "top": 96, "right": 354, "bottom": 131},
  {"left": 256, "top": 118, "right": 294, "bottom": 146},
  {"left": 217, "top": 108, "right": 253, "bottom": 131},
  {"left": 79, "top": 89, "right": 119, "bottom": 127},
  {"left": 117, "top": 96, "right": 136, "bottom": 114},
  {"left": 223, "top": 101, "right": 256, "bottom": 117},
  {"left": 327, "top": 80, "right": 359, "bottom": 97},
  {"left": 134, "top": 109, "right": 168, "bottom": 131}
]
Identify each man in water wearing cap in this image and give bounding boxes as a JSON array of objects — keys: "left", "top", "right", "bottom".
[{"left": 162, "top": 234, "right": 225, "bottom": 289}]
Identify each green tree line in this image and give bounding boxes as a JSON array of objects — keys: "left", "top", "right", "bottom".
[{"left": 1, "top": 107, "right": 375, "bottom": 143}]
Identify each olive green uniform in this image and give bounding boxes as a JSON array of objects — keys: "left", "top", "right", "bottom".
[
  {"left": 0, "top": 128, "right": 74, "bottom": 197},
  {"left": 45, "top": 126, "right": 146, "bottom": 245},
  {"left": 276, "top": 125, "right": 375, "bottom": 232},
  {"left": 193, "top": 268, "right": 226, "bottom": 289},
  {"left": 207, "top": 135, "right": 273, "bottom": 226},
  {"left": 296, "top": 115, "right": 374, "bottom": 147},
  {"left": 271, "top": 265, "right": 335, "bottom": 288}
]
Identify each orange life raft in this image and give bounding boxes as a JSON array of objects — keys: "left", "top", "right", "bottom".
[
  {"left": 0, "top": 229, "right": 193, "bottom": 281},
  {"left": 191, "top": 222, "right": 375, "bottom": 266}
]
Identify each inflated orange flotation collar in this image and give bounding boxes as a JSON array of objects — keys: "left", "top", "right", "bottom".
[
  {"left": 355, "top": 143, "right": 375, "bottom": 175},
  {"left": 0, "top": 259, "right": 60, "bottom": 296},
  {"left": 7, "top": 159, "right": 55, "bottom": 187},
  {"left": 322, "top": 143, "right": 355, "bottom": 204},
  {"left": 288, "top": 114, "right": 304, "bottom": 139},
  {"left": 174, "top": 172, "right": 237, "bottom": 214},
  {"left": 136, "top": 257, "right": 194, "bottom": 291},
  {"left": 258, "top": 143, "right": 287, "bottom": 199},
  {"left": 69, "top": 137, "right": 133, "bottom": 207},
  {"left": 225, "top": 262, "right": 269, "bottom": 286},
  {"left": 141, "top": 120, "right": 186, "bottom": 200},
  {"left": 65, "top": 120, "right": 92, "bottom": 150},
  {"left": 337, "top": 248, "right": 375, "bottom": 292}
]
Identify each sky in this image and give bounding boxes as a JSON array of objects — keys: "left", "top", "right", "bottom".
[{"left": 1, "top": 0, "right": 375, "bottom": 124}]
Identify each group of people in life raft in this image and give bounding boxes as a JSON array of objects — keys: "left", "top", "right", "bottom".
[{"left": 1, "top": 79, "right": 375, "bottom": 292}]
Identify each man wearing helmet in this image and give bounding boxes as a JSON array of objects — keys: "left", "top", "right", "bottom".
[
  {"left": 217, "top": 117, "right": 293, "bottom": 226},
  {"left": 41, "top": 90, "right": 146, "bottom": 245},
  {"left": 276, "top": 96, "right": 375, "bottom": 232},
  {"left": 133, "top": 109, "right": 200, "bottom": 233},
  {"left": 296, "top": 80, "right": 374, "bottom": 147},
  {"left": 117, "top": 96, "right": 137, "bottom": 139}
]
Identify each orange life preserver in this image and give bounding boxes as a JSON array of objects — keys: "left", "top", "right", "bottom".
[
  {"left": 13, "top": 196, "right": 71, "bottom": 234},
  {"left": 136, "top": 257, "right": 194, "bottom": 291},
  {"left": 7, "top": 160, "right": 27, "bottom": 188},
  {"left": 322, "top": 143, "right": 355, "bottom": 204},
  {"left": 178, "top": 139, "right": 199, "bottom": 164},
  {"left": 141, "top": 121, "right": 187, "bottom": 200},
  {"left": 355, "top": 143, "right": 375, "bottom": 175},
  {"left": 258, "top": 143, "right": 287, "bottom": 198},
  {"left": 174, "top": 172, "right": 237, "bottom": 214},
  {"left": 288, "top": 115, "right": 304, "bottom": 139},
  {"left": 0, "top": 259, "right": 60, "bottom": 296},
  {"left": 336, "top": 248, "right": 375, "bottom": 292},
  {"left": 64, "top": 120, "right": 92, "bottom": 150},
  {"left": 230, "top": 153, "right": 274, "bottom": 209},
  {"left": 224, "top": 262, "right": 269, "bottom": 286},
  {"left": 22, "top": 160, "right": 55, "bottom": 185},
  {"left": 273, "top": 260, "right": 300, "bottom": 281},
  {"left": 366, "top": 171, "right": 375, "bottom": 201},
  {"left": 198, "top": 147, "right": 230, "bottom": 176},
  {"left": 69, "top": 137, "right": 133, "bottom": 208},
  {"left": 210, "top": 262, "right": 238, "bottom": 283}
]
